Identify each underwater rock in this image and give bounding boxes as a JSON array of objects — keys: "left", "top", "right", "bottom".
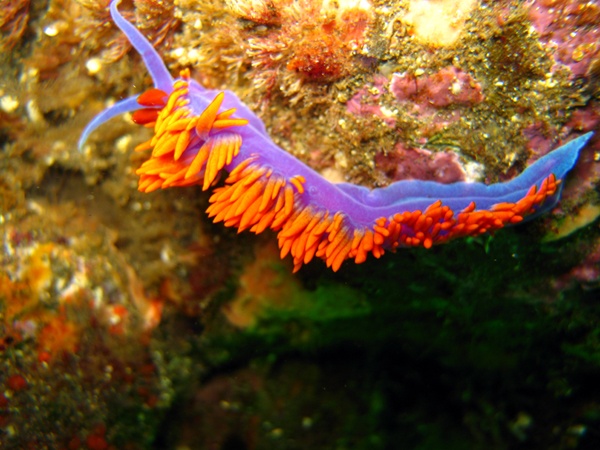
[
  {"left": 1, "top": 0, "right": 600, "bottom": 449},
  {"left": 0, "top": 201, "right": 166, "bottom": 448}
]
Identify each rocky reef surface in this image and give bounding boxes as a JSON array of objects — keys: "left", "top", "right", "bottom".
[{"left": 1, "top": 0, "right": 599, "bottom": 448}]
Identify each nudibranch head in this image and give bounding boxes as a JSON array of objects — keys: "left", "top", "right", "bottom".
[
  {"left": 79, "top": 1, "right": 593, "bottom": 272},
  {"left": 131, "top": 70, "right": 249, "bottom": 193}
]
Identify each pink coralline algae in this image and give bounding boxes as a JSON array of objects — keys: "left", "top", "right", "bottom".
[
  {"left": 524, "top": 102, "right": 600, "bottom": 167},
  {"left": 528, "top": 0, "right": 600, "bottom": 77},
  {"left": 524, "top": 101, "right": 600, "bottom": 241},
  {"left": 528, "top": 101, "right": 600, "bottom": 202},
  {"left": 346, "top": 74, "right": 396, "bottom": 127},
  {"left": 523, "top": 122, "right": 558, "bottom": 161},
  {"left": 390, "top": 67, "right": 485, "bottom": 112},
  {"left": 375, "top": 142, "right": 466, "bottom": 184},
  {"left": 561, "top": 107, "right": 600, "bottom": 202}
]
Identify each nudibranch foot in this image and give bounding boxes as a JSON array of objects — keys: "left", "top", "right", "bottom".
[{"left": 79, "top": 0, "right": 594, "bottom": 272}]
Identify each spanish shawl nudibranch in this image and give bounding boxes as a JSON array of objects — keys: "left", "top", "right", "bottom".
[{"left": 80, "top": 0, "right": 593, "bottom": 272}]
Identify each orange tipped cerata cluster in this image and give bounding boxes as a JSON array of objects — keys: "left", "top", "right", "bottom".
[{"left": 132, "top": 69, "right": 248, "bottom": 193}]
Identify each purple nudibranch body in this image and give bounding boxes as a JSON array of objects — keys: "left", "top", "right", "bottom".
[{"left": 79, "top": 0, "right": 593, "bottom": 271}]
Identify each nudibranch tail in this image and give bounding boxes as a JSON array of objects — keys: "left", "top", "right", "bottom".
[{"left": 79, "top": 0, "right": 594, "bottom": 272}]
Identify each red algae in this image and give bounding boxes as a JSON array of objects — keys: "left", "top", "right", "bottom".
[
  {"left": 375, "top": 142, "right": 467, "bottom": 184},
  {"left": 215, "top": 0, "right": 373, "bottom": 103},
  {"left": 346, "top": 74, "right": 396, "bottom": 127},
  {"left": 6, "top": 374, "right": 28, "bottom": 392},
  {"left": 286, "top": 4, "right": 371, "bottom": 82},
  {"left": 523, "top": 122, "right": 557, "bottom": 160},
  {"left": 390, "top": 67, "right": 485, "bottom": 111},
  {"left": 37, "top": 316, "right": 79, "bottom": 360},
  {"left": 86, "top": 425, "right": 109, "bottom": 450},
  {"left": 287, "top": 32, "right": 347, "bottom": 82},
  {"left": 528, "top": 0, "right": 600, "bottom": 76}
]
